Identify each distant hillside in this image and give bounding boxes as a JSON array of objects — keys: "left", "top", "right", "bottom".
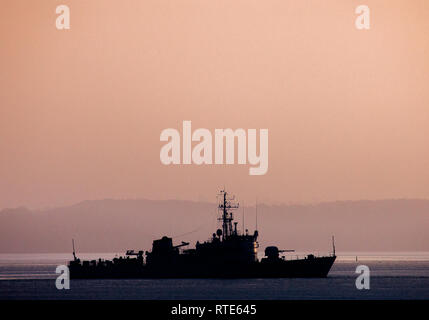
[{"left": 0, "top": 199, "right": 428, "bottom": 253}]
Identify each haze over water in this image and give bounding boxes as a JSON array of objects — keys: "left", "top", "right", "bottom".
[{"left": 1, "top": 253, "right": 428, "bottom": 299}]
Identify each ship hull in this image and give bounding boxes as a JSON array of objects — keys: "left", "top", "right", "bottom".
[{"left": 69, "top": 256, "right": 336, "bottom": 279}]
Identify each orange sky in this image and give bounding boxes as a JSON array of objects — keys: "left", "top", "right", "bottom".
[{"left": 1, "top": 0, "right": 428, "bottom": 209}]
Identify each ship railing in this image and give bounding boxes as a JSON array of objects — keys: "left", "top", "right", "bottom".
[{"left": 276, "top": 252, "right": 333, "bottom": 261}]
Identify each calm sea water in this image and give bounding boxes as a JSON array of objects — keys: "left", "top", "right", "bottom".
[{"left": 1, "top": 253, "right": 428, "bottom": 300}]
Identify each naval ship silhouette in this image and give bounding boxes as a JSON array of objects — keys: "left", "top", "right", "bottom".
[{"left": 69, "top": 189, "right": 336, "bottom": 278}]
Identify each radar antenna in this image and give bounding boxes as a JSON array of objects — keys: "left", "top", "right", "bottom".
[{"left": 217, "top": 190, "right": 239, "bottom": 240}]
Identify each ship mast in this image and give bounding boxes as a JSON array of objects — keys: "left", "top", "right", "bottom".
[
  {"left": 218, "top": 190, "right": 239, "bottom": 240},
  {"left": 72, "top": 239, "right": 77, "bottom": 261}
]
